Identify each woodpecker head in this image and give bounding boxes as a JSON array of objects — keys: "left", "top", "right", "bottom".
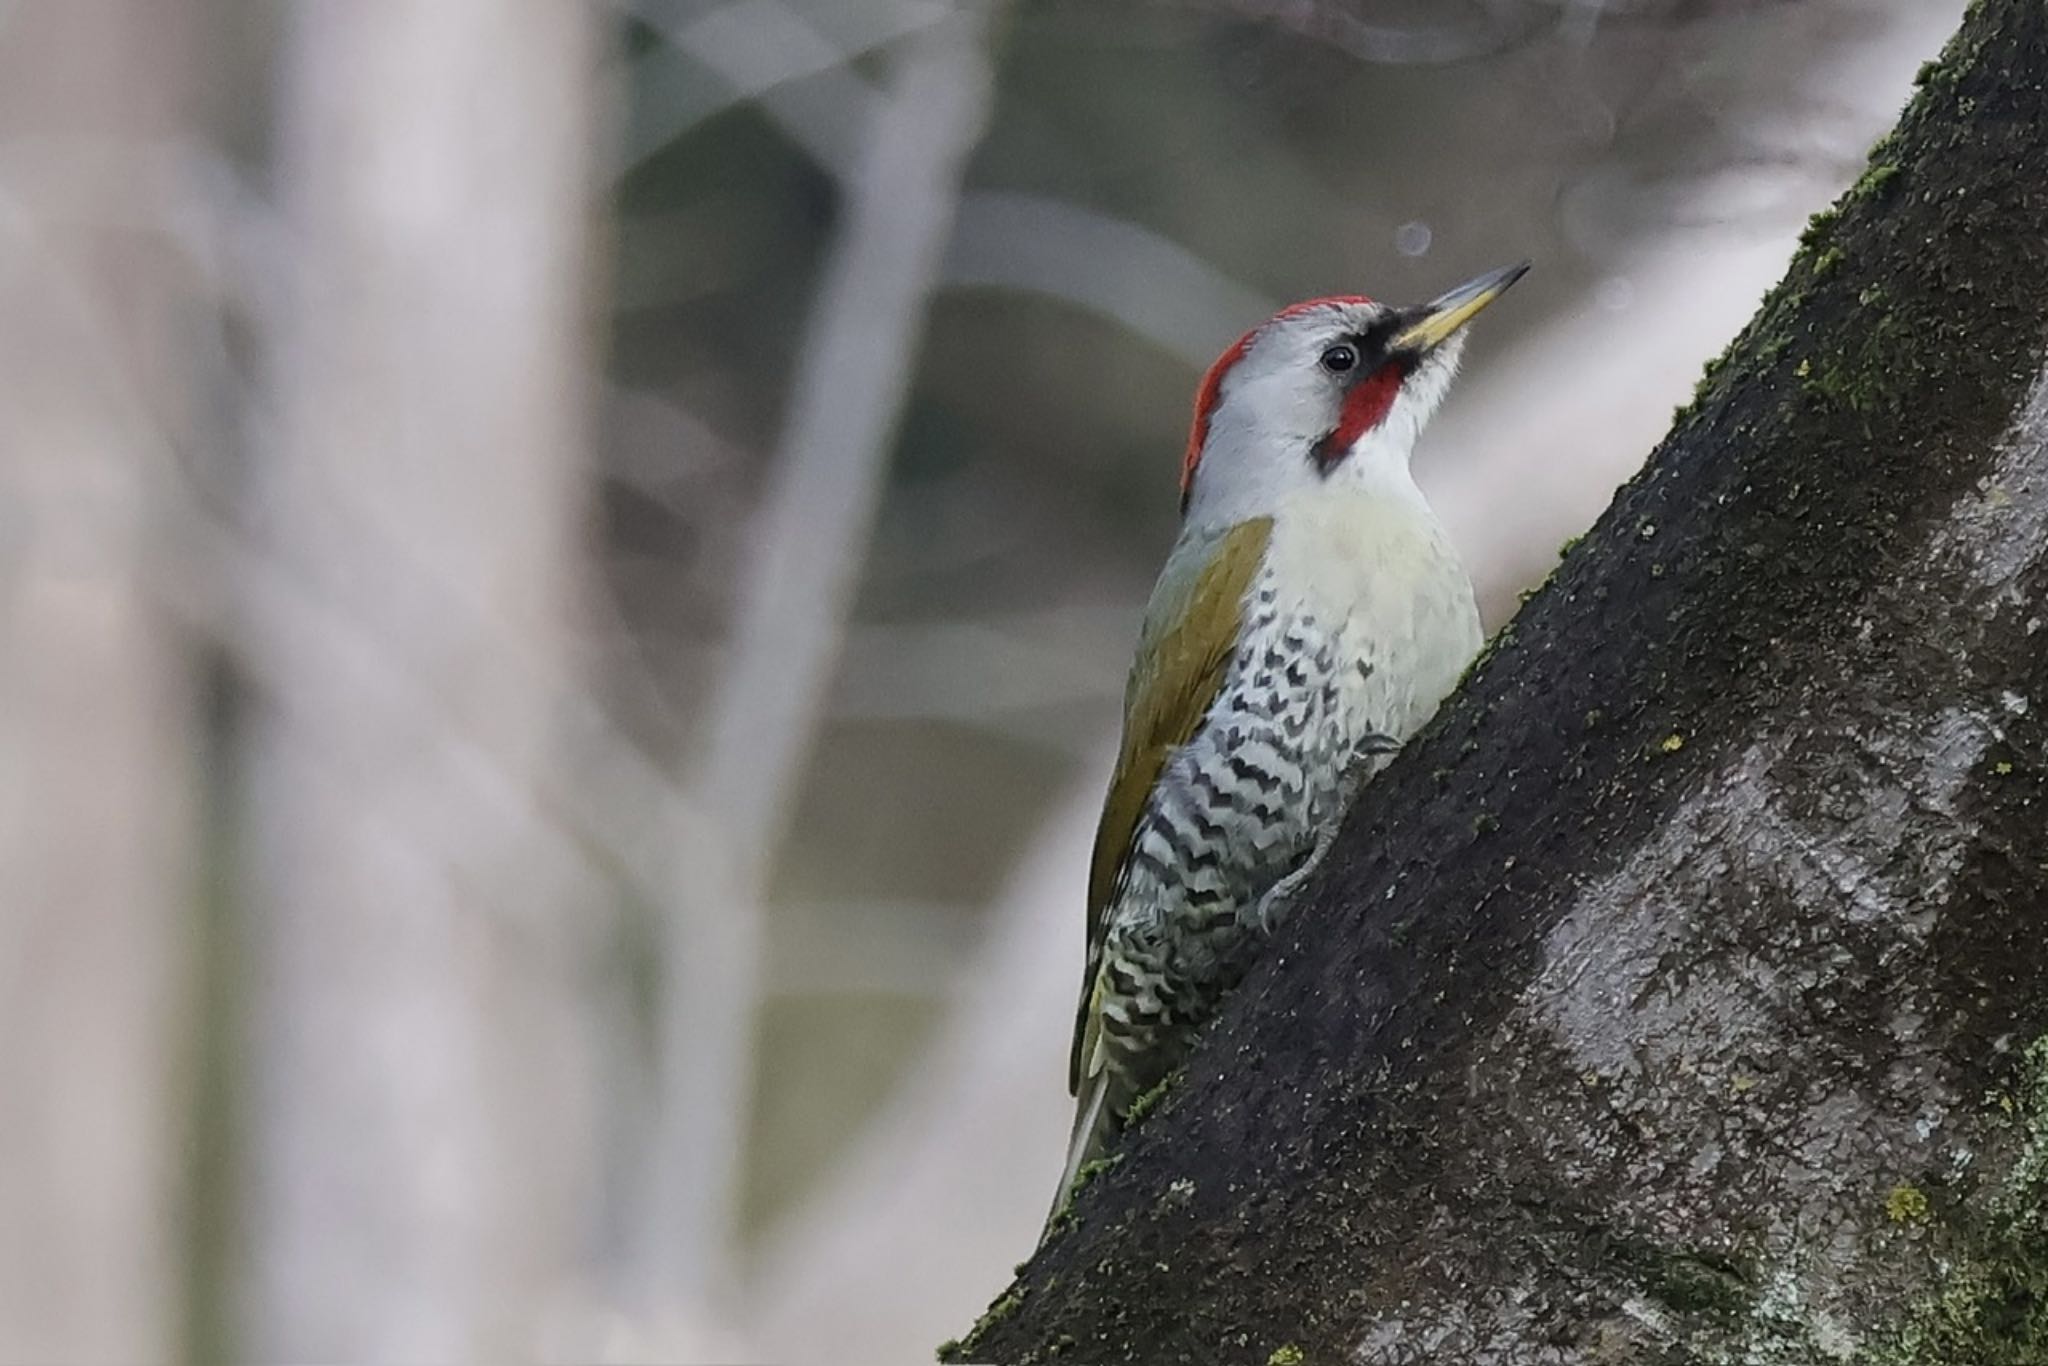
[{"left": 1179, "top": 262, "right": 1527, "bottom": 524}]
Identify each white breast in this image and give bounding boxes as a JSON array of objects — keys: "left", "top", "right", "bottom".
[{"left": 1256, "top": 487, "right": 1483, "bottom": 747}]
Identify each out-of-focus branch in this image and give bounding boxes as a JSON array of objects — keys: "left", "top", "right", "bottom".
[
  {"left": 238, "top": 1, "right": 608, "bottom": 1358},
  {"left": 620, "top": 0, "right": 945, "bottom": 172},
  {"left": 1219, "top": 0, "right": 1551, "bottom": 65},
  {"left": 0, "top": 4, "right": 200, "bottom": 1360},
  {"left": 751, "top": 749, "right": 1104, "bottom": 1366},
  {"left": 626, "top": 3, "right": 1003, "bottom": 1334},
  {"left": 629, "top": 0, "right": 1269, "bottom": 364},
  {"left": 944, "top": 192, "right": 1272, "bottom": 366}
]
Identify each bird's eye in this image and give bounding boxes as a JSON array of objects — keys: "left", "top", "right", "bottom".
[{"left": 1320, "top": 343, "right": 1358, "bottom": 374}]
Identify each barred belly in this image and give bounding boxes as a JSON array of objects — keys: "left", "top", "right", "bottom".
[{"left": 1093, "top": 599, "right": 1375, "bottom": 1107}]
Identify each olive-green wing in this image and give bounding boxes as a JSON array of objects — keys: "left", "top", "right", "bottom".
[{"left": 1067, "top": 516, "right": 1273, "bottom": 1093}]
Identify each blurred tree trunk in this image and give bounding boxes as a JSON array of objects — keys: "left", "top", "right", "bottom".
[
  {"left": 0, "top": 2, "right": 201, "bottom": 1361},
  {"left": 957, "top": 2, "right": 2048, "bottom": 1363},
  {"left": 239, "top": 1, "right": 606, "bottom": 1358}
]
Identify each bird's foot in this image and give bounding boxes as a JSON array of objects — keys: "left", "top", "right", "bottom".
[{"left": 1254, "top": 731, "right": 1398, "bottom": 932}]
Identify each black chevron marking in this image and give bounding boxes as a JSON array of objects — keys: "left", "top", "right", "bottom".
[
  {"left": 1188, "top": 761, "right": 1229, "bottom": 805},
  {"left": 1147, "top": 814, "right": 1200, "bottom": 869},
  {"left": 1129, "top": 843, "right": 1176, "bottom": 884},
  {"left": 1226, "top": 752, "right": 1283, "bottom": 793}
]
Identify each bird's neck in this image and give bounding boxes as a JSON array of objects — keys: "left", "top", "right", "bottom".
[{"left": 1184, "top": 454, "right": 1432, "bottom": 539}]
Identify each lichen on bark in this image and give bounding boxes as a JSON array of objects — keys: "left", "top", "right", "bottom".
[{"left": 1860, "top": 1034, "right": 2048, "bottom": 1365}]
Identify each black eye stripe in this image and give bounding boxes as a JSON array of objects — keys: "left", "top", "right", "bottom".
[{"left": 1322, "top": 326, "right": 1393, "bottom": 377}]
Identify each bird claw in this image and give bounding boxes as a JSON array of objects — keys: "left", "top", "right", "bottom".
[{"left": 1254, "top": 731, "right": 1399, "bottom": 933}]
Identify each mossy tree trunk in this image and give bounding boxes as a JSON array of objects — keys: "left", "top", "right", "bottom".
[{"left": 951, "top": 1, "right": 2048, "bottom": 1362}]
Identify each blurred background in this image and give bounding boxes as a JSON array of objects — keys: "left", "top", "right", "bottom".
[{"left": 0, "top": 0, "right": 1958, "bottom": 1361}]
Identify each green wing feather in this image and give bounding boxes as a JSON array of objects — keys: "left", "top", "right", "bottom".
[{"left": 1067, "top": 516, "right": 1273, "bottom": 1093}]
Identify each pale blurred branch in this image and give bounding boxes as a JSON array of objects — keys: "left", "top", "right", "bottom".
[
  {"left": 0, "top": 4, "right": 201, "bottom": 1359},
  {"left": 753, "top": 754, "right": 1106, "bottom": 1365},
  {"left": 628, "top": 0, "right": 1268, "bottom": 364},
  {"left": 1178, "top": 0, "right": 1551, "bottom": 64},
  {"left": 237, "top": 1, "right": 609, "bottom": 1358},
  {"left": 626, "top": 4, "right": 1003, "bottom": 1341},
  {"left": 944, "top": 191, "right": 1272, "bottom": 366},
  {"left": 620, "top": 0, "right": 947, "bottom": 172}
]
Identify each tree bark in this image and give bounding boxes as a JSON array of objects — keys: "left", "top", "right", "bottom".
[{"left": 952, "top": 1, "right": 2048, "bottom": 1362}]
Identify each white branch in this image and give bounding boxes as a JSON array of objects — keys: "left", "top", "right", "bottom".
[
  {"left": 0, "top": 6, "right": 199, "bottom": 1359},
  {"left": 750, "top": 752, "right": 1105, "bottom": 1365},
  {"left": 626, "top": 5, "right": 1002, "bottom": 1334},
  {"left": 629, "top": 0, "right": 1269, "bottom": 369},
  {"left": 944, "top": 191, "right": 1273, "bottom": 366},
  {"left": 240, "top": 2, "right": 608, "bottom": 1358},
  {"left": 620, "top": 0, "right": 945, "bottom": 172}
]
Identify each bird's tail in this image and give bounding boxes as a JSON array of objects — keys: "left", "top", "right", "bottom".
[{"left": 1039, "top": 1071, "right": 1115, "bottom": 1244}]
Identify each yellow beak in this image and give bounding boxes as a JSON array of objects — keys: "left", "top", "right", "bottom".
[{"left": 1391, "top": 262, "right": 1529, "bottom": 354}]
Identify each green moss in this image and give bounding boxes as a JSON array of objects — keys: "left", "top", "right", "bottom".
[
  {"left": 952, "top": 1287, "right": 1028, "bottom": 1360},
  {"left": 1039, "top": 1152, "right": 1125, "bottom": 1244},
  {"left": 1796, "top": 296, "right": 1910, "bottom": 417},
  {"left": 1267, "top": 1346, "right": 1306, "bottom": 1366},
  {"left": 1698, "top": 351, "right": 1728, "bottom": 388},
  {"left": 1855, "top": 163, "right": 1904, "bottom": 198},
  {"left": 1052, "top": 1154, "right": 1122, "bottom": 1225},
  {"left": 1125, "top": 1070, "right": 1181, "bottom": 1127},
  {"left": 1814, "top": 245, "right": 1846, "bottom": 277},
  {"left": 1458, "top": 626, "right": 1515, "bottom": 689},
  {"left": 1798, "top": 205, "right": 1841, "bottom": 250},
  {"left": 1558, "top": 533, "right": 1583, "bottom": 559},
  {"left": 1071, "top": 1153, "right": 1122, "bottom": 1194}
]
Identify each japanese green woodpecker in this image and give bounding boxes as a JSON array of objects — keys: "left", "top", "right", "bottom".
[{"left": 1052, "top": 264, "right": 1527, "bottom": 1225}]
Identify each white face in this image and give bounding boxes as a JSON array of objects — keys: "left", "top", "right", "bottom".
[{"left": 1183, "top": 298, "right": 1468, "bottom": 529}]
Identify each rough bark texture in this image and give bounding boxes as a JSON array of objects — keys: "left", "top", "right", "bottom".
[{"left": 952, "top": 2, "right": 2048, "bottom": 1362}]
